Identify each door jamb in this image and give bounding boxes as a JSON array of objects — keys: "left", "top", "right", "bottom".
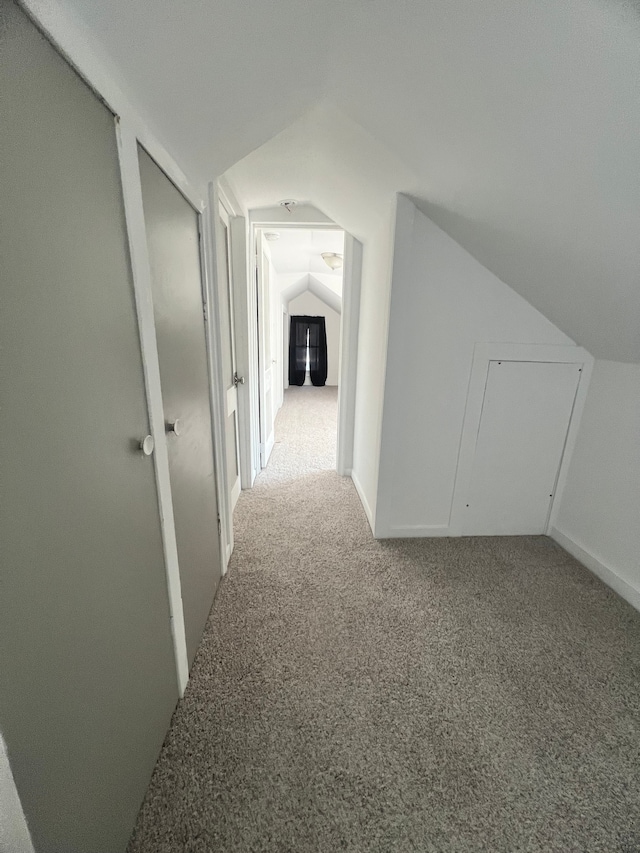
[
  {"left": 201, "top": 193, "right": 233, "bottom": 571},
  {"left": 246, "top": 219, "right": 362, "bottom": 481},
  {"left": 337, "top": 234, "right": 362, "bottom": 475},
  {"left": 115, "top": 119, "right": 189, "bottom": 696}
]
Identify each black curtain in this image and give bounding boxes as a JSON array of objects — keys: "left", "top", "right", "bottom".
[{"left": 288, "top": 315, "right": 328, "bottom": 387}]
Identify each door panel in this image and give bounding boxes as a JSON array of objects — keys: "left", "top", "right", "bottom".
[
  {"left": 0, "top": 3, "right": 179, "bottom": 851},
  {"left": 138, "top": 148, "right": 222, "bottom": 666},
  {"left": 463, "top": 360, "right": 580, "bottom": 535},
  {"left": 218, "top": 210, "right": 242, "bottom": 509}
]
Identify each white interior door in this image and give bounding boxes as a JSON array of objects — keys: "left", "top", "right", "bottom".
[
  {"left": 462, "top": 360, "right": 581, "bottom": 535},
  {"left": 218, "top": 204, "right": 242, "bottom": 510},
  {"left": 257, "top": 233, "right": 275, "bottom": 467}
]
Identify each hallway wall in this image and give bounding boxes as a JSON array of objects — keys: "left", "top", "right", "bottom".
[
  {"left": 552, "top": 361, "right": 640, "bottom": 610},
  {"left": 225, "top": 103, "right": 418, "bottom": 528},
  {"left": 375, "top": 195, "right": 574, "bottom": 537},
  {"left": 287, "top": 290, "right": 341, "bottom": 386}
]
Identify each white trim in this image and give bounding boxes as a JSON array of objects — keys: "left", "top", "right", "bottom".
[
  {"left": 249, "top": 205, "right": 335, "bottom": 227},
  {"left": 231, "top": 475, "right": 241, "bottom": 510},
  {"left": 450, "top": 342, "right": 593, "bottom": 537},
  {"left": 337, "top": 235, "right": 362, "bottom": 475},
  {"left": 228, "top": 210, "right": 258, "bottom": 488},
  {"left": 546, "top": 358, "right": 593, "bottom": 533},
  {"left": 351, "top": 469, "right": 374, "bottom": 533},
  {"left": 202, "top": 192, "right": 233, "bottom": 573},
  {"left": 246, "top": 218, "right": 360, "bottom": 483},
  {"left": 375, "top": 524, "right": 451, "bottom": 539},
  {"left": 263, "top": 431, "right": 275, "bottom": 466},
  {"left": 115, "top": 119, "right": 189, "bottom": 695},
  {"left": 216, "top": 204, "right": 242, "bottom": 518},
  {"left": 217, "top": 178, "right": 244, "bottom": 219},
  {"left": 283, "top": 306, "right": 290, "bottom": 392},
  {"left": 225, "top": 385, "right": 238, "bottom": 418},
  {"left": 551, "top": 527, "right": 640, "bottom": 613}
]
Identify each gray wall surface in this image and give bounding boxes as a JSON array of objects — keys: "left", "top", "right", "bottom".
[{"left": 139, "top": 148, "right": 222, "bottom": 666}]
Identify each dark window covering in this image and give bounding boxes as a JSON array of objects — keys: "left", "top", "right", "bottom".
[{"left": 289, "top": 315, "right": 328, "bottom": 387}]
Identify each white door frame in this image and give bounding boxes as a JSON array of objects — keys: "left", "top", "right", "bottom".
[
  {"left": 336, "top": 234, "right": 362, "bottom": 475},
  {"left": 450, "top": 343, "right": 594, "bottom": 537},
  {"left": 247, "top": 219, "right": 362, "bottom": 479},
  {"left": 116, "top": 124, "right": 191, "bottom": 696},
  {"left": 256, "top": 232, "right": 276, "bottom": 468},
  {"left": 217, "top": 201, "right": 242, "bottom": 512},
  {"left": 283, "top": 307, "right": 290, "bottom": 394}
]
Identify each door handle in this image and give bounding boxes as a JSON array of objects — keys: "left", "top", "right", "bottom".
[
  {"left": 233, "top": 372, "right": 245, "bottom": 387},
  {"left": 139, "top": 435, "right": 155, "bottom": 456},
  {"left": 166, "top": 419, "right": 183, "bottom": 436}
]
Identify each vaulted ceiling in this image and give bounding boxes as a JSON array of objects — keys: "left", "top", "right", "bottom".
[{"left": 54, "top": 0, "right": 640, "bottom": 361}]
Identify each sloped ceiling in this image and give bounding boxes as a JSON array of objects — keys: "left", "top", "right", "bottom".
[
  {"left": 52, "top": 0, "right": 640, "bottom": 361},
  {"left": 279, "top": 275, "right": 342, "bottom": 315}
]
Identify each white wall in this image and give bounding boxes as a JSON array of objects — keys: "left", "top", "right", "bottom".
[
  {"left": 287, "top": 290, "right": 341, "bottom": 386},
  {"left": 226, "top": 103, "right": 418, "bottom": 527},
  {"left": 375, "top": 195, "right": 574, "bottom": 537},
  {"left": 552, "top": 361, "right": 640, "bottom": 610},
  {"left": 0, "top": 735, "right": 34, "bottom": 853}
]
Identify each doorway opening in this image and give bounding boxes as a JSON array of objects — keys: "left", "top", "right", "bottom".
[{"left": 255, "top": 226, "right": 345, "bottom": 478}]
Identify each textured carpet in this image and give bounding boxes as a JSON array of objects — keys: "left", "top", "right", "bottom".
[{"left": 129, "top": 386, "right": 640, "bottom": 853}]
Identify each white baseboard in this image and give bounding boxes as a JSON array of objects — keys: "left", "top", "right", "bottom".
[
  {"left": 375, "top": 523, "right": 451, "bottom": 539},
  {"left": 350, "top": 469, "right": 374, "bottom": 534},
  {"left": 551, "top": 526, "right": 640, "bottom": 613}
]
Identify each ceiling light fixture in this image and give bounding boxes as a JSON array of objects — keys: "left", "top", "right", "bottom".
[
  {"left": 264, "top": 232, "right": 280, "bottom": 241},
  {"left": 321, "top": 252, "right": 343, "bottom": 271},
  {"left": 279, "top": 199, "right": 297, "bottom": 213}
]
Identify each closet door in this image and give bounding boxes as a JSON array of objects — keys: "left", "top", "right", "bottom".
[
  {"left": 0, "top": 2, "right": 178, "bottom": 851},
  {"left": 462, "top": 360, "right": 581, "bottom": 535},
  {"left": 138, "top": 148, "right": 222, "bottom": 667}
]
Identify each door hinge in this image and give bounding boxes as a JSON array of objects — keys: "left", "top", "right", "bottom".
[
  {"left": 217, "top": 513, "right": 221, "bottom": 535},
  {"left": 203, "top": 301, "right": 209, "bottom": 322}
]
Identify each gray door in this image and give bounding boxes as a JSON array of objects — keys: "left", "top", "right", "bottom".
[
  {"left": 0, "top": 2, "right": 179, "bottom": 852},
  {"left": 138, "top": 149, "right": 222, "bottom": 666}
]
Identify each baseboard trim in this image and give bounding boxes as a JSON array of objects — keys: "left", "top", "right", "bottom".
[
  {"left": 375, "top": 523, "right": 451, "bottom": 539},
  {"left": 350, "top": 469, "right": 374, "bottom": 533},
  {"left": 551, "top": 526, "right": 640, "bottom": 613}
]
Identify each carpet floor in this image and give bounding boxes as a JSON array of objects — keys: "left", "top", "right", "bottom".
[{"left": 129, "top": 386, "right": 640, "bottom": 853}]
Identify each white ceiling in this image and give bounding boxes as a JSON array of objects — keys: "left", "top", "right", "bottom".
[
  {"left": 264, "top": 228, "right": 344, "bottom": 283},
  {"left": 53, "top": 0, "right": 640, "bottom": 362}
]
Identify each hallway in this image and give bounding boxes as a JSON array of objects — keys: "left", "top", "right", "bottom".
[{"left": 129, "top": 389, "right": 640, "bottom": 853}]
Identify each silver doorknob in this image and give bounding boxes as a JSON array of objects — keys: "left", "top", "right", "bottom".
[
  {"left": 167, "top": 419, "right": 183, "bottom": 436},
  {"left": 140, "top": 435, "right": 155, "bottom": 456},
  {"left": 233, "top": 372, "right": 245, "bottom": 387}
]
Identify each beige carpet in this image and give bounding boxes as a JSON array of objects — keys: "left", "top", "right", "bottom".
[{"left": 129, "top": 386, "right": 640, "bottom": 853}]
